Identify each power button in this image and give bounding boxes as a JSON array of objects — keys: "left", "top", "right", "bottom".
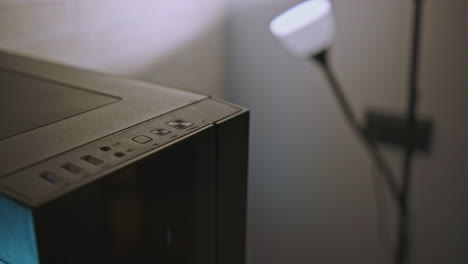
[{"left": 132, "top": 135, "right": 152, "bottom": 144}]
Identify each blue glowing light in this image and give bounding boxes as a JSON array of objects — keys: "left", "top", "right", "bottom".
[{"left": 0, "top": 195, "right": 39, "bottom": 264}]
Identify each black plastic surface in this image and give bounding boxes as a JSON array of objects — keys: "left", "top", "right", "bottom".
[
  {"left": 0, "top": 70, "right": 119, "bottom": 140},
  {"left": 34, "top": 130, "right": 217, "bottom": 264},
  {"left": 365, "top": 110, "right": 433, "bottom": 153}
]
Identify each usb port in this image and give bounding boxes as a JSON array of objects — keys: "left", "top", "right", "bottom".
[
  {"left": 40, "top": 172, "right": 62, "bottom": 184},
  {"left": 61, "top": 163, "right": 83, "bottom": 175},
  {"left": 81, "top": 155, "right": 103, "bottom": 166}
]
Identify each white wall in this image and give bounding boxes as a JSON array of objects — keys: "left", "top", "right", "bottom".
[
  {"left": 2, "top": 1, "right": 467, "bottom": 263},
  {"left": 226, "top": 0, "right": 468, "bottom": 263},
  {"left": 0, "top": 0, "right": 226, "bottom": 96}
]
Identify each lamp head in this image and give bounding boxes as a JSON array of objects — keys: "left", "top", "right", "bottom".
[{"left": 270, "top": 0, "right": 335, "bottom": 58}]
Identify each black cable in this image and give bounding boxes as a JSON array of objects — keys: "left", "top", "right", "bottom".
[
  {"left": 371, "top": 163, "right": 393, "bottom": 262},
  {"left": 395, "top": 0, "right": 425, "bottom": 263},
  {"left": 313, "top": 51, "right": 401, "bottom": 203}
]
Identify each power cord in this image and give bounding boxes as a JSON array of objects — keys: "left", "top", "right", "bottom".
[{"left": 371, "top": 163, "right": 393, "bottom": 263}]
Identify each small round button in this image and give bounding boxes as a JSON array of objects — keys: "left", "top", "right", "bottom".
[
  {"left": 100, "top": 146, "right": 111, "bottom": 152},
  {"left": 114, "top": 152, "right": 126, "bottom": 158}
]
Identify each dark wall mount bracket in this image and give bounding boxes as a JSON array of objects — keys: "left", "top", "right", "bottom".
[{"left": 364, "top": 109, "right": 434, "bottom": 153}]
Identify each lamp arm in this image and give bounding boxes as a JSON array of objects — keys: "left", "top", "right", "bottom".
[{"left": 313, "top": 50, "right": 401, "bottom": 202}]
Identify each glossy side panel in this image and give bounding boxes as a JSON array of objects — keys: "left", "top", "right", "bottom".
[
  {"left": 215, "top": 111, "right": 249, "bottom": 264},
  {"left": 0, "top": 194, "right": 38, "bottom": 264}
]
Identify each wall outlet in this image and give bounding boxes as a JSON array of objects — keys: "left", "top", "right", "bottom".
[{"left": 364, "top": 110, "right": 434, "bottom": 153}]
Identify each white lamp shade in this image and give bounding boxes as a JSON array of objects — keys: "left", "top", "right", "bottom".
[{"left": 270, "top": 0, "right": 335, "bottom": 58}]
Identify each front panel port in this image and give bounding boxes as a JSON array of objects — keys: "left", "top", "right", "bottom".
[
  {"left": 81, "top": 155, "right": 104, "bottom": 166},
  {"left": 61, "top": 163, "right": 83, "bottom": 175}
]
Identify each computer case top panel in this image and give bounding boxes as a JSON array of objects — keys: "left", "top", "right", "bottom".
[
  {"left": 0, "top": 96, "right": 244, "bottom": 208},
  {"left": 0, "top": 50, "right": 207, "bottom": 177}
]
